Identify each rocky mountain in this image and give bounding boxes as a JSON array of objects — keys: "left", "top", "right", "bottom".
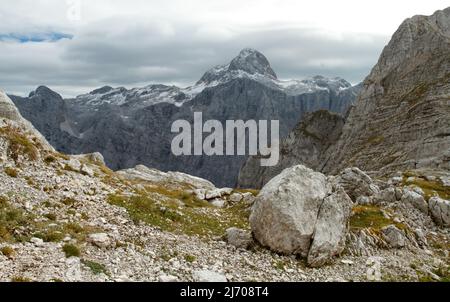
[
  {"left": 9, "top": 86, "right": 79, "bottom": 154},
  {"left": 10, "top": 48, "right": 360, "bottom": 187},
  {"left": 240, "top": 7, "right": 450, "bottom": 188},
  {"left": 322, "top": 7, "right": 450, "bottom": 175}
]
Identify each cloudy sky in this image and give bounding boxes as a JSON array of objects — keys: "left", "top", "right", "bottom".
[{"left": 0, "top": 0, "right": 448, "bottom": 97}]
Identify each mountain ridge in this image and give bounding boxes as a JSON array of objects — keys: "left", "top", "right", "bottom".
[{"left": 10, "top": 48, "right": 359, "bottom": 186}]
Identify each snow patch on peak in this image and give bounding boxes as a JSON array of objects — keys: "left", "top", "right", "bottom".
[{"left": 73, "top": 49, "right": 357, "bottom": 109}]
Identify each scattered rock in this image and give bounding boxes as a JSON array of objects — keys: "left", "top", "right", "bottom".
[
  {"left": 388, "top": 177, "right": 403, "bottom": 186},
  {"left": 336, "top": 168, "right": 379, "bottom": 202},
  {"left": 81, "top": 165, "right": 94, "bottom": 177},
  {"left": 30, "top": 237, "right": 44, "bottom": 247},
  {"left": 356, "top": 196, "right": 372, "bottom": 205},
  {"left": 192, "top": 270, "right": 227, "bottom": 282},
  {"left": 87, "top": 233, "right": 111, "bottom": 249},
  {"left": 428, "top": 197, "right": 450, "bottom": 227},
  {"left": 366, "top": 257, "right": 382, "bottom": 281},
  {"left": 210, "top": 199, "right": 226, "bottom": 208},
  {"left": 242, "top": 193, "right": 256, "bottom": 205},
  {"left": 401, "top": 190, "right": 428, "bottom": 213},
  {"left": 374, "top": 187, "right": 397, "bottom": 204},
  {"left": 194, "top": 189, "right": 207, "bottom": 200},
  {"left": 66, "top": 159, "right": 82, "bottom": 171},
  {"left": 229, "top": 193, "right": 243, "bottom": 203},
  {"left": 381, "top": 225, "right": 406, "bottom": 248},
  {"left": 225, "top": 228, "right": 253, "bottom": 249},
  {"left": 159, "top": 274, "right": 179, "bottom": 282}
]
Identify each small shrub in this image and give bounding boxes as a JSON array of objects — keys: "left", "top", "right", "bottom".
[
  {"left": 64, "top": 222, "right": 84, "bottom": 234},
  {"left": 274, "top": 260, "right": 286, "bottom": 271},
  {"left": 1, "top": 246, "right": 15, "bottom": 258},
  {"left": 34, "top": 230, "right": 64, "bottom": 243},
  {"left": 82, "top": 259, "right": 108, "bottom": 275},
  {"left": 61, "top": 197, "right": 77, "bottom": 206},
  {"left": 44, "top": 213, "right": 57, "bottom": 221},
  {"left": 44, "top": 155, "right": 57, "bottom": 164},
  {"left": 0, "top": 200, "right": 30, "bottom": 242},
  {"left": 25, "top": 177, "right": 35, "bottom": 186},
  {"left": 62, "top": 244, "right": 81, "bottom": 258},
  {"left": 11, "top": 276, "right": 32, "bottom": 282},
  {"left": 184, "top": 254, "right": 196, "bottom": 263},
  {"left": 4, "top": 167, "right": 18, "bottom": 178}
]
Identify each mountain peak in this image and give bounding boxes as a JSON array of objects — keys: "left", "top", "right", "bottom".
[
  {"left": 197, "top": 48, "right": 277, "bottom": 85},
  {"left": 90, "top": 86, "right": 114, "bottom": 95},
  {"left": 229, "top": 48, "right": 277, "bottom": 79},
  {"left": 29, "top": 86, "right": 63, "bottom": 100}
]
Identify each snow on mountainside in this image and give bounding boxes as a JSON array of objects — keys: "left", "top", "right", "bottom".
[{"left": 72, "top": 48, "right": 359, "bottom": 108}]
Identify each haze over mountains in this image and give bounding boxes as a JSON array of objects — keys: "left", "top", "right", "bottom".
[{"left": 10, "top": 49, "right": 360, "bottom": 187}]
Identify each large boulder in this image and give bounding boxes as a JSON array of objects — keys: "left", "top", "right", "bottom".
[
  {"left": 307, "top": 186, "right": 353, "bottom": 267},
  {"left": 401, "top": 190, "right": 428, "bottom": 213},
  {"left": 250, "top": 165, "right": 329, "bottom": 256},
  {"left": 250, "top": 165, "right": 352, "bottom": 266},
  {"left": 429, "top": 197, "right": 450, "bottom": 227}
]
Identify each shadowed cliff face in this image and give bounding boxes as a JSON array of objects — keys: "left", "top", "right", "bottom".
[
  {"left": 10, "top": 49, "right": 359, "bottom": 187},
  {"left": 321, "top": 7, "right": 450, "bottom": 176},
  {"left": 238, "top": 110, "right": 345, "bottom": 189}
]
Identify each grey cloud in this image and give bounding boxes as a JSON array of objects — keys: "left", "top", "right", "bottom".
[{"left": 0, "top": 18, "right": 389, "bottom": 97}]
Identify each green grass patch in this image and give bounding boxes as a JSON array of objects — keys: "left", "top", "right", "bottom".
[
  {"left": 184, "top": 254, "right": 197, "bottom": 263},
  {"left": 11, "top": 276, "right": 32, "bottom": 282},
  {"left": 82, "top": 259, "right": 108, "bottom": 275},
  {"left": 4, "top": 167, "right": 18, "bottom": 178},
  {"left": 44, "top": 155, "right": 57, "bottom": 164},
  {"left": 350, "top": 206, "right": 393, "bottom": 231},
  {"left": 108, "top": 190, "right": 250, "bottom": 238},
  {"left": 403, "top": 174, "right": 450, "bottom": 200},
  {"left": 0, "top": 246, "right": 15, "bottom": 258},
  {"left": 0, "top": 196, "right": 32, "bottom": 242},
  {"left": 0, "top": 126, "right": 39, "bottom": 161},
  {"left": 61, "top": 197, "right": 78, "bottom": 206},
  {"left": 62, "top": 244, "right": 81, "bottom": 258}
]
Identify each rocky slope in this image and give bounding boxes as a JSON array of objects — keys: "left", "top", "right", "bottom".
[
  {"left": 10, "top": 49, "right": 360, "bottom": 187},
  {"left": 1, "top": 89, "right": 449, "bottom": 282},
  {"left": 322, "top": 7, "right": 450, "bottom": 175}
]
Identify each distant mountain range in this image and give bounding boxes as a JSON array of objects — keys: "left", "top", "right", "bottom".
[{"left": 10, "top": 48, "right": 360, "bottom": 187}]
